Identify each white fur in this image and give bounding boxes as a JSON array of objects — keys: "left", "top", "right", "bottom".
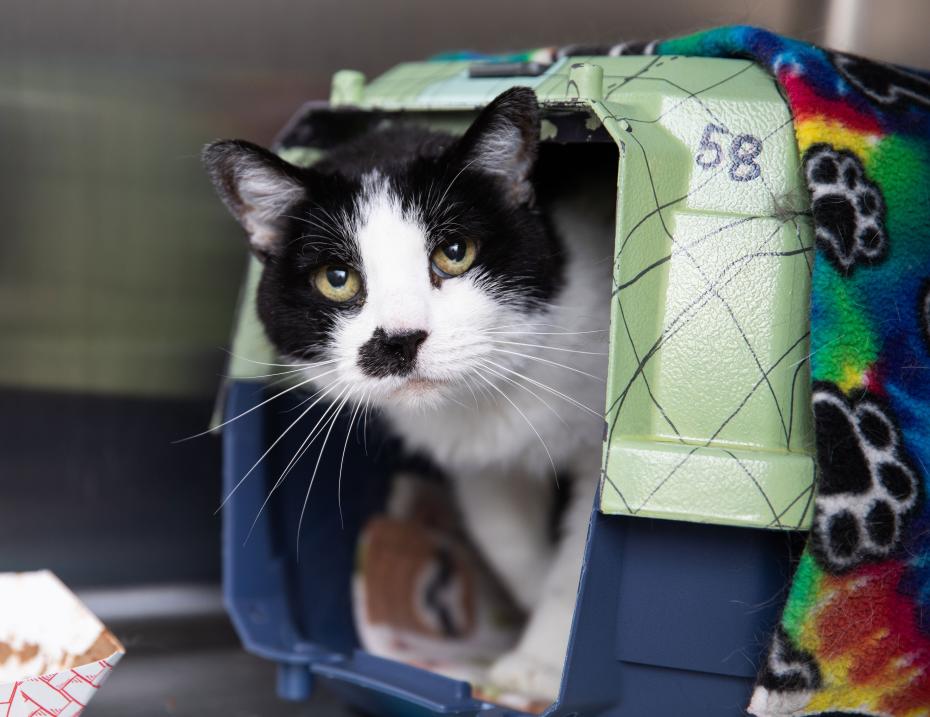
[
  {"left": 467, "top": 124, "right": 534, "bottom": 204},
  {"left": 303, "top": 172, "right": 613, "bottom": 701},
  {"left": 236, "top": 161, "right": 304, "bottom": 254},
  {"left": 471, "top": 125, "right": 531, "bottom": 179}
]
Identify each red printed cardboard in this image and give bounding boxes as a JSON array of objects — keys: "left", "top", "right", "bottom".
[{"left": 0, "top": 571, "right": 124, "bottom": 716}]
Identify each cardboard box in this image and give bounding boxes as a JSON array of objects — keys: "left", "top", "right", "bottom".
[{"left": 0, "top": 571, "right": 124, "bottom": 716}]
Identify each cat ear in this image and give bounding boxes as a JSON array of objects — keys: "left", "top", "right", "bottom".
[
  {"left": 202, "top": 140, "right": 307, "bottom": 260},
  {"left": 455, "top": 87, "right": 540, "bottom": 205}
]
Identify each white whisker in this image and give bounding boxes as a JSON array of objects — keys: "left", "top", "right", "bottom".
[
  {"left": 262, "top": 371, "right": 316, "bottom": 392},
  {"left": 488, "top": 339, "right": 607, "bottom": 356},
  {"left": 243, "top": 383, "right": 350, "bottom": 542},
  {"left": 220, "top": 379, "right": 343, "bottom": 513},
  {"left": 337, "top": 395, "right": 366, "bottom": 529},
  {"left": 490, "top": 348, "right": 605, "bottom": 381},
  {"left": 297, "top": 388, "right": 357, "bottom": 558},
  {"left": 432, "top": 159, "right": 478, "bottom": 217},
  {"left": 222, "top": 350, "right": 336, "bottom": 369},
  {"left": 271, "top": 384, "right": 350, "bottom": 496},
  {"left": 361, "top": 394, "right": 374, "bottom": 456},
  {"left": 481, "top": 329, "right": 607, "bottom": 336},
  {"left": 460, "top": 372, "right": 481, "bottom": 409},
  {"left": 473, "top": 368, "right": 558, "bottom": 484},
  {"left": 176, "top": 368, "right": 338, "bottom": 443},
  {"left": 476, "top": 359, "right": 567, "bottom": 426},
  {"left": 233, "top": 364, "right": 327, "bottom": 381},
  {"left": 483, "top": 321, "right": 573, "bottom": 332},
  {"left": 468, "top": 368, "right": 497, "bottom": 403},
  {"left": 480, "top": 357, "right": 603, "bottom": 418}
]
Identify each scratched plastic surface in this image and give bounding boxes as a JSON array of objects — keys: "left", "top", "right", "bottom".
[
  {"left": 583, "top": 59, "right": 815, "bottom": 531},
  {"left": 231, "top": 56, "right": 816, "bottom": 531}
]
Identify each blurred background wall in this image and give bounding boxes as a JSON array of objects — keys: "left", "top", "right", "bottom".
[{"left": 0, "top": 0, "right": 926, "bottom": 588}]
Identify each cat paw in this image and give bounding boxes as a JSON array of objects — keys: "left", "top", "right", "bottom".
[{"left": 489, "top": 649, "right": 562, "bottom": 703}]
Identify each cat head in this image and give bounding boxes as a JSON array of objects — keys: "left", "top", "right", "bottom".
[{"left": 204, "top": 88, "right": 564, "bottom": 409}]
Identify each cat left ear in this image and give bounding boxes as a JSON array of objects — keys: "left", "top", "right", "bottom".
[
  {"left": 455, "top": 87, "right": 540, "bottom": 205},
  {"left": 202, "top": 139, "right": 307, "bottom": 260}
]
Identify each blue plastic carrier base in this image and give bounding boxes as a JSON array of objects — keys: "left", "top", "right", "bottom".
[{"left": 222, "top": 381, "right": 799, "bottom": 716}]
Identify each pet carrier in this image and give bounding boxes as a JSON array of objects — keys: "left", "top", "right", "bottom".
[{"left": 220, "top": 55, "right": 814, "bottom": 716}]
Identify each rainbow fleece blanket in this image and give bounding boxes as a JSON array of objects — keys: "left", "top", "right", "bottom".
[
  {"left": 652, "top": 28, "right": 930, "bottom": 716},
  {"left": 619, "top": 27, "right": 930, "bottom": 717},
  {"left": 452, "top": 26, "right": 930, "bottom": 716}
]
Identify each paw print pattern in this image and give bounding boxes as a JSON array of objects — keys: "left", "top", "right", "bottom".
[
  {"left": 757, "top": 626, "right": 821, "bottom": 692},
  {"left": 833, "top": 51, "right": 930, "bottom": 112},
  {"left": 811, "top": 383, "right": 920, "bottom": 573},
  {"left": 803, "top": 144, "right": 888, "bottom": 274}
]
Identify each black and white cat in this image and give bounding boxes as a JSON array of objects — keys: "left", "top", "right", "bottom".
[{"left": 204, "top": 88, "right": 613, "bottom": 701}]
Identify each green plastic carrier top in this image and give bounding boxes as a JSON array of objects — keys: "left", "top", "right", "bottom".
[{"left": 227, "top": 55, "right": 816, "bottom": 531}]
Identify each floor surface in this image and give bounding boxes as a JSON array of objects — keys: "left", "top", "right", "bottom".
[{"left": 87, "top": 614, "right": 356, "bottom": 717}]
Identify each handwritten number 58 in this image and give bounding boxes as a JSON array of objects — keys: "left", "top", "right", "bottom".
[{"left": 695, "top": 123, "right": 762, "bottom": 182}]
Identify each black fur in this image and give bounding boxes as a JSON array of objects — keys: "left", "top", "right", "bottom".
[
  {"left": 358, "top": 329, "right": 428, "bottom": 377},
  {"left": 204, "top": 88, "right": 565, "bottom": 363}
]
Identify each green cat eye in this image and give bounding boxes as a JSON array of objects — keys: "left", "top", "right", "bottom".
[
  {"left": 313, "top": 265, "right": 362, "bottom": 302},
  {"left": 431, "top": 238, "right": 477, "bottom": 278}
]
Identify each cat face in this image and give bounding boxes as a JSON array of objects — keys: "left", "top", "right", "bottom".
[{"left": 204, "top": 88, "right": 564, "bottom": 408}]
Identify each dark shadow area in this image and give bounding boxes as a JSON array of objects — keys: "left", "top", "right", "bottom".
[{"left": 0, "top": 389, "right": 221, "bottom": 587}]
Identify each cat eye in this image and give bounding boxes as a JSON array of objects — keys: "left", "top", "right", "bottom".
[
  {"left": 313, "top": 265, "right": 362, "bottom": 303},
  {"left": 431, "top": 238, "right": 477, "bottom": 278}
]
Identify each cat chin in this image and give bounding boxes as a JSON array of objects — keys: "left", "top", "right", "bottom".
[
  {"left": 384, "top": 377, "right": 454, "bottom": 410},
  {"left": 361, "top": 373, "right": 482, "bottom": 413}
]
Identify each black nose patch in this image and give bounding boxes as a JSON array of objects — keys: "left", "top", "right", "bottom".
[{"left": 358, "top": 328, "right": 428, "bottom": 377}]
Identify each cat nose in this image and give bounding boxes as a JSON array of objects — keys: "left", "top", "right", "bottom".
[
  {"left": 358, "top": 328, "right": 428, "bottom": 377},
  {"left": 381, "top": 329, "right": 428, "bottom": 362}
]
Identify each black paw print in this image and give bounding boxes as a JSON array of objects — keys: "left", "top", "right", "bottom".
[
  {"left": 810, "top": 383, "right": 920, "bottom": 573},
  {"left": 803, "top": 144, "right": 888, "bottom": 274},
  {"left": 757, "top": 626, "right": 821, "bottom": 693},
  {"left": 833, "top": 51, "right": 930, "bottom": 112}
]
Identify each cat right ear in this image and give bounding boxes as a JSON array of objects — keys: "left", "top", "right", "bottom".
[
  {"left": 202, "top": 140, "right": 306, "bottom": 260},
  {"left": 454, "top": 87, "right": 540, "bottom": 206}
]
